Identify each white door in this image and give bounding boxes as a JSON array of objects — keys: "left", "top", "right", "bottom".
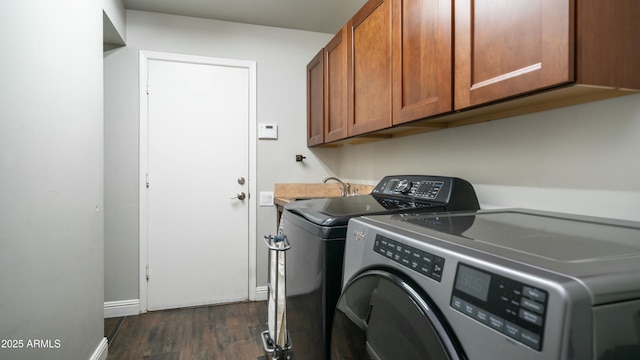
[{"left": 143, "top": 55, "right": 252, "bottom": 311}]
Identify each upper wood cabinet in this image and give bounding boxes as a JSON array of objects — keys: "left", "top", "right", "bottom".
[
  {"left": 392, "top": 0, "right": 452, "bottom": 125},
  {"left": 347, "top": 0, "right": 393, "bottom": 136},
  {"left": 454, "top": 0, "right": 640, "bottom": 110},
  {"left": 308, "top": 0, "right": 639, "bottom": 147},
  {"left": 574, "top": 0, "right": 639, "bottom": 90},
  {"left": 307, "top": 49, "right": 324, "bottom": 146},
  {"left": 324, "top": 26, "right": 349, "bottom": 143},
  {"left": 348, "top": 0, "right": 454, "bottom": 134},
  {"left": 454, "top": 0, "right": 573, "bottom": 109}
]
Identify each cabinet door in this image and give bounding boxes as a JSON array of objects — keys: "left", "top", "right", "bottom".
[
  {"left": 307, "top": 49, "right": 324, "bottom": 146},
  {"left": 392, "top": 0, "right": 452, "bottom": 125},
  {"left": 454, "top": 0, "right": 574, "bottom": 109},
  {"left": 324, "top": 26, "right": 348, "bottom": 143},
  {"left": 348, "top": 0, "right": 393, "bottom": 136}
]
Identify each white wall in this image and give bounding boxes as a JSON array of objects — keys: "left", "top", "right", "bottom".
[
  {"left": 103, "top": 0, "right": 126, "bottom": 42},
  {"left": 104, "top": 10, "right": 334, "bottom": 303},
  {"left": 0, "top": 1, "right": 105, "bottom": 359},
  {"left": 104, "top": 49, "right": 139, "bottom": 304},
  {"left": 324, "top": 93, "right": 640, "bottom": 221}
]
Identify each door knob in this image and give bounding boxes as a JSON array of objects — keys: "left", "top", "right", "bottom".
[
  {"left": 231, "top": 192, "right": 246, "bottom": 200},
  {"left": 237, "top": 177, "right": 245, "bottom": 185}
]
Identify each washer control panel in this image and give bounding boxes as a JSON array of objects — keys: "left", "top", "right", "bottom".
[
  {"left": 370, "top": 175, "right": 479, "bottom": 211},
  {"left": 451, "top": 263, "right": 548, "bottom": 351},
  {"left": 373, "top": 176, "right": 446, "bottom": 201},
  {"left": 373, "top": 234, "right": 445, "bottom": 282}
]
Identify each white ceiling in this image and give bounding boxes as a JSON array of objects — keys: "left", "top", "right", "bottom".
[{"left": 123, "top": 0, "right": 367, "bottom": 34}]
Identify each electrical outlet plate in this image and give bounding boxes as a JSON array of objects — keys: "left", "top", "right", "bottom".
[{"left": 259, "top": 191, "right": 274, "bottom": 206}]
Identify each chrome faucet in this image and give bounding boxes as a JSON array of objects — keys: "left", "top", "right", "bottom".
[{"left": 322, "top": 176, "right": 350, "bottom": 196}]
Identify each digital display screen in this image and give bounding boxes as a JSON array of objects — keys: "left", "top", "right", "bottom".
[
  {"left": 416, "top": 181, "right": 441, "bottom": 192},
  {"left": 455, "top": 264, "right": 491, "bottom": 302}
]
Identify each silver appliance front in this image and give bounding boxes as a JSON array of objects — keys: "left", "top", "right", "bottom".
[
  {"left": 331, "top": 269, "right": 465, "bottom": 359},
  {"left": 332, "top": 209, "right": 640, "bottom": 360}
]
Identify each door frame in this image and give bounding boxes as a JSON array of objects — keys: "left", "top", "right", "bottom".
[{"left": 138, "top": 50, "right": 258, "bottom": 313}]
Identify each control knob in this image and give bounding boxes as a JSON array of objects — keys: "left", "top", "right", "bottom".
[{"left": 396, "top": 179, "right": 412, "bottom": 194}]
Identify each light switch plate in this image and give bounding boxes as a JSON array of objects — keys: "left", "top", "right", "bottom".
[
  {"left": 259, "top": 191, "right": 274, "bottom": 206},
  {"left": 258, "top": 124, "right": 278, "bottom": 139}
]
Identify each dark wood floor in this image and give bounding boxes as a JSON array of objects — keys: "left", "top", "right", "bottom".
[{"left": 105, "top": 301, "right": 270, "bottom": 360}]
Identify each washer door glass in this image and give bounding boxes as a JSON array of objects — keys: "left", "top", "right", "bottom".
[{"left": 331, "top": 270, "right": 465, "bottom": 360}]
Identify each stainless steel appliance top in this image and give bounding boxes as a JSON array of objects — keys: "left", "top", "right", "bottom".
[{"left": 362, "top": 208, "right": 640, "bottom": 304}]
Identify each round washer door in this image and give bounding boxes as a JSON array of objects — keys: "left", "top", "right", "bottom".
[{"left": 330, "top": 270, "right": 465, "bottom": 360}]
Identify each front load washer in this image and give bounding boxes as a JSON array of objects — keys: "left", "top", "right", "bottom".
[
  {"left": 280, "top": 175, "right": 480, "bottom": 360},
  {"left": 331, "top": 209, "right": 640, "bottom": 360}
]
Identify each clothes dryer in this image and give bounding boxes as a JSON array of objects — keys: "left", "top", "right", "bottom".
[{"left": 332, "top": 209, "right": 640, "bottom": 359}]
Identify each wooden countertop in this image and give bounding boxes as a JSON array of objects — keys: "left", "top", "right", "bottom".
[
  {"left": 273, "top": 183, "right": 374, "bottom": 208},
  {"left": 274, "top": 197, "right": 295, "bottom": 207}
]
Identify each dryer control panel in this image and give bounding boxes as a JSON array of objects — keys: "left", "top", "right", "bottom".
[
  {"left": 451, "top": 263, "right": 548, "bottom": 351},
  {"left": 373, "top": 234, "right": 445, "bottom": 282}
]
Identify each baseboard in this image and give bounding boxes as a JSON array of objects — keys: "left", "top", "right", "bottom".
[
  {"left": 106, "top": 293, "right": 265, "bottom": 318},
  {"left": 104, "top": 299, "right": 140, "bottom": 318},
  {"left": 254, "top": 286, "right": 268, "bottom": 301},
  {"left": 89, "top": 337, "right": 108, "bottom": 360}
]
